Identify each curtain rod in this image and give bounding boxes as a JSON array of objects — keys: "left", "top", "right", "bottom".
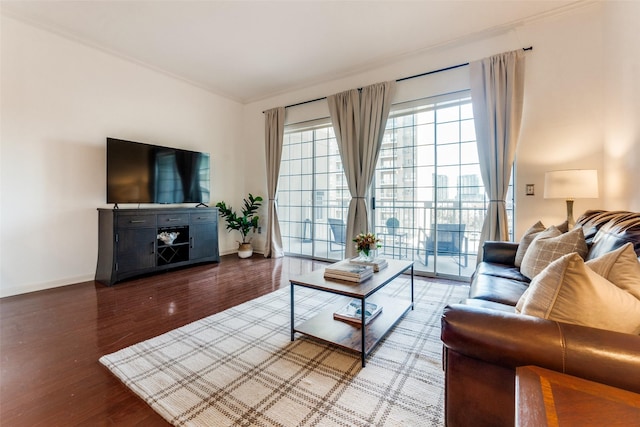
[
  {"left": 397, "top": 46, "right": 533, "bottom": 83},
  {"left": 269, "top": 46, "right": 533, "bottom": 111}
]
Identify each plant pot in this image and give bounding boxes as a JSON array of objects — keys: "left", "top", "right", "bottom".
[{"left": 237, "top": 243, "right": 253, "bottom": 258}]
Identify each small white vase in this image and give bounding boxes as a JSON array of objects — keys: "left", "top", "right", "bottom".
[
  {"left": 238, "top": 243, "right": 253, "bottom": 258},
  {"left": 358, "top": 250, "right": 375, "bottom": 262},
  {"left": 357, "top": 243, "right": 378, "bottom": 262}
]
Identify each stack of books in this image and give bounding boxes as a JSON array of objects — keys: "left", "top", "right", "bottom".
[
  {"left": 324, "top": 263, "right": 374, "bottom": 282},
  {"left": 333, "top": 299, "right": 383, "bottom": 325},
  {"left": 349, "top": 256, "right": 388, "bottom": 272}
]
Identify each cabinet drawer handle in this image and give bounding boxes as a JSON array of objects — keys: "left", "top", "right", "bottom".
[
  {"left": 167, "top": 218, "right": 182, "bottom": 222},
  {"left": 190, "top": 237, "right": 194, "bottom": 248},
  {"left": 130, "top": 220, "right": 146, "bottom": 224}
]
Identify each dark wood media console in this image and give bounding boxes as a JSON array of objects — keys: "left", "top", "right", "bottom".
[{"left": 95, "top": 207, "right": 220, "bottom": 285}]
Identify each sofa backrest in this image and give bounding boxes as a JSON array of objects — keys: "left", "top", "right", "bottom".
[{"left": 576, "top": 210, "right": 640, "bottom": 260}]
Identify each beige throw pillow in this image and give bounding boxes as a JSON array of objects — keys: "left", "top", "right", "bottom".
[
  {"left": 586, "top": 243, "right": 640, "bottom": 300},
  {"left": 519, "top": 253, "right": 640, "bottom": 334},
  {"left": 514, "top": 221, "right": 547, "bottom": 267},
  {"left": 520, "top": 226, "right": 588, "bottom": 280},
  {"left": 515, "top": 287, "right": 530, "bottom": 313},
  {"left": 515, "top": 220, "right": 571, "bottom": 267},
  {"left": 556, "top": 220, "right": 570, "bottom": 233}
]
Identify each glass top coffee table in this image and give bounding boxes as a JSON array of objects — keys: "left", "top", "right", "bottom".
[{"left": 290, "top": 259, "right": 414, "bottom": 367}]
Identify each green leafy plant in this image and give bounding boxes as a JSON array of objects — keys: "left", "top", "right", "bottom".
[{"left": 215, "top": 194, "right": 263, "bottom": 244}]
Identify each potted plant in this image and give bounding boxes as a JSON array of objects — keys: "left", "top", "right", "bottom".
[{"left": 215, "top": 194, "right": 263, "bottom": 258}]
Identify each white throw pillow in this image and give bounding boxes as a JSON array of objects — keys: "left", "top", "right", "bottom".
[{"left": 519, "top": 252, "right": 640, "bottom": 334}]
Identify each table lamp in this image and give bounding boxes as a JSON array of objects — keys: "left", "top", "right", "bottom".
[{"left": 544, "top": 169, "right": 599, "bottom": 228}]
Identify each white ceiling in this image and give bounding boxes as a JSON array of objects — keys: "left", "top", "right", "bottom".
[{"left": 1, "top": 0, "right": 583, "bottom": 103}]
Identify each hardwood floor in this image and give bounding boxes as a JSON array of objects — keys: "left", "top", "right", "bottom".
[{"left": 0, "top": 255, "right": 460, "bottom": 426}]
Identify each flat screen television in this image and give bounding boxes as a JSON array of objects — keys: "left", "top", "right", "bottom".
[{"left": 106, "top": 137, "right": 210, "bottom": 205}]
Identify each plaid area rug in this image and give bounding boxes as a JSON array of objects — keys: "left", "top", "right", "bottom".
[{"left": 100, "top": 279, "right": 468, "bottom": 426}]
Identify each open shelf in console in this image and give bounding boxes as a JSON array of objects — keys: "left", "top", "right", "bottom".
[{"left": 157, "top": 225, "right": 189, "bottom": 266}]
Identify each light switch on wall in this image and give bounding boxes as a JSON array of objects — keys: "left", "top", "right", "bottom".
[{"left": 526, "top": 184, "right": 535, "bottom": 196}]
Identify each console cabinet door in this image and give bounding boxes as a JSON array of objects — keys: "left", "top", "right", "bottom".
[
  {"left": 190, "top": 224, "right": 218, "bottom": 260},
  {"left": 116, "top": 228, "right": 156, "bottom": 273},
  {"left": 190, "top": 210, "right": 219, "bottom": 261}
]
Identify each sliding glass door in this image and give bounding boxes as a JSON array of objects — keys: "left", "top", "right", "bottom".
[
  {"left": 372, "top": 92, "right": 513, "bottom": 278},
  {"left": 278, "top": 121, "right": 350, "bottom": 260},
  {"left": 277, "top": 92, "right": 513, "bottom": 279}
]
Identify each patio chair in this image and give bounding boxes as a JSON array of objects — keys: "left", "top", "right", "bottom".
[
  {"left": 380, "top": 217, "right": 408, "bottom": 258},
  {"left": 419, "top": 223, "right": 468, "bottom": 267},
  {"left": 327, "top": 218, "right": 347, "bottom": 251}
]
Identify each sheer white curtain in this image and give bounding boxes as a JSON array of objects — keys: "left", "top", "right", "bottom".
[
  {"left": 328, "top": 81, "right": 395, "bottom": 258},
  {"left": 470, "top": 50, "right": 525, "bottom": 260},
  {"left": 264, "top": 107, "right": 285, "bottom": 258}
]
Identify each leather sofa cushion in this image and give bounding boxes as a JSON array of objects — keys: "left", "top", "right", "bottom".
[
  {"left": 469, "top": 272, "right": 529, "bottom": 306},
  {"left": 475, "top": 262, "right": 530, "bottom": 282},
  {"left": 482, "top": 241, "right": 518, "bottom": 265}
]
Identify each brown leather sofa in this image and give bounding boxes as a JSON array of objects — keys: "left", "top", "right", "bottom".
[{"left": 440, "top": 210, "right": 640, "bottom": 427}]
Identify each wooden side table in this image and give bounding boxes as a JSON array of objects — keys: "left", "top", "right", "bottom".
[{"left": 516, "top": 365, "right": 640, "bottom": 426}]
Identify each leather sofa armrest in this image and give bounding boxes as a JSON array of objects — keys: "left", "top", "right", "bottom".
[
  {"left": 482, "top": 241, "right": 518, "bottom": 265},
  {"left": 441, "top": 304, "right": 640, "bottom": 394}
]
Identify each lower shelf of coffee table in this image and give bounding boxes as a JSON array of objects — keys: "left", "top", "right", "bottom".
[{"left": 293, "top": 294, "right": 413, "bottom": 355}]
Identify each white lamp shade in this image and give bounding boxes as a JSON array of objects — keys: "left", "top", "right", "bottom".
[{"left": 544, "top": 169, "right": 599, "bottom": 199}]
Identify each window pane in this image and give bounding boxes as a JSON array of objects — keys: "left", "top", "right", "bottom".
[
  {"left": 437, "top": 144, "right": 460, "bottom": 166},
  {"left": 437, "top": 105, "right": 460, "bottom": 122},
  {"left": 460, "top": 119, "right": 476, "bottom": 142},
  {"left": 436, "top": 122, "right": 459, "bottom": 145},
  {"left": 460, "top": 141, "right": 478, "bottom": 165},
  {"left": 460, "top": 103, "right": 473, "bottom": 120}
]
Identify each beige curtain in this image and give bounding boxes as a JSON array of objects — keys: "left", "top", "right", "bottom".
[
  {"left": 470, "top": 50, "right": 525, "bottom": 261},
  {"left": 328, "top": 81, "right": 395, "bottom": 258},
  {"left": 264, "top": 107, "right": 285, "bottom": 258}
]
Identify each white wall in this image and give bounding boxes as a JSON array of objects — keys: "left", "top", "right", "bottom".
[
  {"left": 603, "top": 1, "right": 640, "bottom": 211},
  {"left": 514, "top": 4, "right": 605, "bottom": 230},
  {"left": 0, "top": 15, "right": 244, "bottom": 297},
  {"left": 243, "top": 1, "right": 637, "bottom": 244}
]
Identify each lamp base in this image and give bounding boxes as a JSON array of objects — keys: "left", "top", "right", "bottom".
[{"left": 566, "top": 199, "right": 575, "bottom": 229}]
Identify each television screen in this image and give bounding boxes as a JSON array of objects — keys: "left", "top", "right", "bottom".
[{"left": 107, "top": 138, "right": 210, "bottom": 205}]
